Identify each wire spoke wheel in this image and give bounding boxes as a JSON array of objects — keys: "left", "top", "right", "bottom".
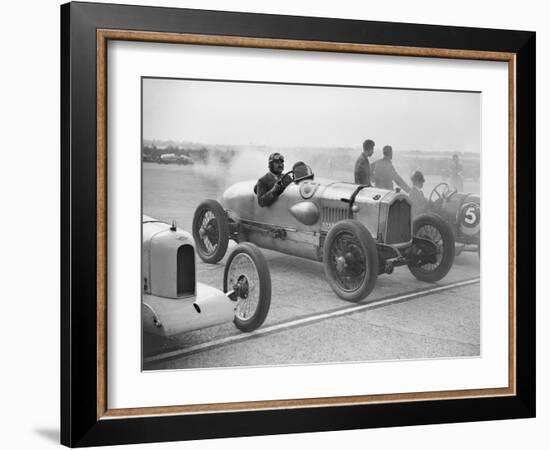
[
  {"left": 329, "top": 231, "right": 367, "bottom": 292},
  {"left": 223, "top": 243, "right": 271, "bottom": 332},
  {"left": 323, "top": 220, "right": 378, "bottom": 302},
  {"left": 198, "top": 210, "right": 219, "bottom": 255},
  {"left": 227, "top": 253, "right": 261, "bottom": 321},
  {"left": 415, "top": 224, "right": 444, "bottom": 273},
  {"left": 192, "top": 199, "right": 229, "bottom": 264},
  {"left": 408, "top": 214, "right": 455, "bottom": 283}
]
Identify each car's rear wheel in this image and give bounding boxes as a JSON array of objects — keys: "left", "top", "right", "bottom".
[
  {"left": 323, "top": 220, "right": 378, "bottom": 302},
  {"left": 224, "top": 243, "right": 271, "bottom": 332},
  {"left": 192, "top": 199, "right": 229, "bottom": 264},
  {"left": 408, "top": 214, "right": 455, "bottom": 282}
]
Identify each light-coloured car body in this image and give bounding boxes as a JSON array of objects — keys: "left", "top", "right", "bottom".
[
  {"left": 142, "top": 216, "right": 236, "bottom": 336},
  {"left": 222, "top": 178, "right": 412, "bottom": 262},
  {"left": 193, "top": 165, "right": 455, "bottom": 302}
]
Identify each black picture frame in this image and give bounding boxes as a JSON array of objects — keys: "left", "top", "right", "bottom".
[{"left": 61, "top": 1, "right": 535, "bottom": 447}]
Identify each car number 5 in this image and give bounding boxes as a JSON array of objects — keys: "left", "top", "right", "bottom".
[
  {"left": 459, "top": 202, "right": 480, "bottom": 236},
  {"left": 464, "top": 205, "right": 478, "bottom": 225}
]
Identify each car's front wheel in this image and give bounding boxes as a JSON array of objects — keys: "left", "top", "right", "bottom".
[
  {"left": 224, "top": 243, "right": 271, "bottom": 332},
  {"left": 407, "top": 214, "right": 455, "bottom": 282},
  {"left": 323, "top": 220, "right": 379, "bottom": 302},
  {"left": 192, "top": 199, "right": 229, "bottom": 264}
]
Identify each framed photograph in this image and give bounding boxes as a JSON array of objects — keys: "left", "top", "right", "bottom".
[{"left": 61, "top": 1, "right": 535, "bottom": 447}]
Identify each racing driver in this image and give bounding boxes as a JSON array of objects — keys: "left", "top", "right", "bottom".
[{"left": 254, "top": 152, "right": 292, "bottom": 207}]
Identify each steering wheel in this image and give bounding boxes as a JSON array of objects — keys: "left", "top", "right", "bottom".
[
  {"left": 279, "top": 170, "right": 295, "bottom": 187},
  {"left": 429, "top": 182, "right": 456, "bottom": 204}
]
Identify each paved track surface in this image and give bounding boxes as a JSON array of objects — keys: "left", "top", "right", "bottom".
[{"left": 142, "top": 163, "right": 480, "bottom": 370}]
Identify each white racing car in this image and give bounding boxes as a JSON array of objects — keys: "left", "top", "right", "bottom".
[{"left": 142, "top": 215, "right": 271, "bottom": 336}]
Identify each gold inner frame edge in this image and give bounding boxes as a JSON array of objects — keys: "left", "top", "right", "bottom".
[{"left": 95, "top": 29, "right": 517, "bottom": 420}]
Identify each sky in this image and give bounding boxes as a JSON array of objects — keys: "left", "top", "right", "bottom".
[{"left": 142, "top": 78, "right": 481, "bottom": 153}]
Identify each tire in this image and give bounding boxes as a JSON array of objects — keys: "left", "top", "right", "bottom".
[
  {"left": 192, "top": 199, "right": 229, "bottom": 264},
  {"left": 323, "top": 220, "right": 379, "bottom": 302},
  {"left": 408, "top": 214, "right": 455, "bottom": 282},
  {"left": 223, "top": 243, "right": 271, "bottom": 332}
]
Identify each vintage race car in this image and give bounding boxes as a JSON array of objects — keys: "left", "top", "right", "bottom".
[
  {"left": 192, "top": 164, "right": 455, "bottom": 302},
  {"left": 427, "top": 182, "right": 480, "bottom": 257},
  {"left": 142, "top": 215, "right": 271, "bottom": 336}
]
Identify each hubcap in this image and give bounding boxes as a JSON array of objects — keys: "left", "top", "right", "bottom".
[
  {"left": 233, "top": 275, "right": 250, "bottom": 299},
  {"left": 335, "top": 256, "right": 346, "bottom": 272}
]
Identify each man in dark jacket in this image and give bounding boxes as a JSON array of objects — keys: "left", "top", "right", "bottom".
[
  {"left": 354, "top": 139, "right": 375, "bottom": 185},
  {"left": 255, "top": 153, "right": 291, "bottom": 207},
  {"left": 373, "top": 145, "right": 410, "bottom": 192}
]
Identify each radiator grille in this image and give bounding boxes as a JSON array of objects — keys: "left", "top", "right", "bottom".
[
  {"left": 177, "top": 244, "right": 195, "bottom": 296},
  {"left": 321, "top": 206, "right": 348, "bottom": 228},
  {"left": 386, "top": 199, "right": 411, "bottom": 244}
]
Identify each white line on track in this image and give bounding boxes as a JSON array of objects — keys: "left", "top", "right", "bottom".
[{"left": 144, "top": 277, "right": 480, "bottom": 365}]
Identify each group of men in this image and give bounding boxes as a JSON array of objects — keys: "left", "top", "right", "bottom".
[
  {"left": 354, "top": 139, "right": 428, "bottom": 217},
  {"left": 354, "top": 139, "right": 412, "bottom": 191},
  {"left": 254, "top": 141, "right": 432, "bottom": 217}
]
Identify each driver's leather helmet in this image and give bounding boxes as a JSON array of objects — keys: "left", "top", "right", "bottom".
[{"left": 268, "top": 152, "right": 284, "bottom": 172}]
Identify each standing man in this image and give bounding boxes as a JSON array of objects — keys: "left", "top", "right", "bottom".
[
  {"left": 409, "top": 170, "right": 428, "bottom": 218},
  {"left": 373, "top": 145, "right": 410, "bottom": 192},
  {"left": 449, "top": 153, "right": 464, "bottom": 192},
  {"left": 254, "top": 152, "right": 291, "bottom": 207},
  {"left": 354, "top": 139, "right": 375, "bottom": 185}
]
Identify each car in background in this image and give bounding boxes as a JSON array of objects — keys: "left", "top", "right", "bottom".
[
  {"left": 158, "top": 153, "right": 194, "bottom": 165},
  {"left": 427, "top": 182, "right": 480, "bottom": 257}
]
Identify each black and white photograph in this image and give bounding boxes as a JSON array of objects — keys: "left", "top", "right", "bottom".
[{"left": 141, "top": 77, "right": 481, "bottom": 371}]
